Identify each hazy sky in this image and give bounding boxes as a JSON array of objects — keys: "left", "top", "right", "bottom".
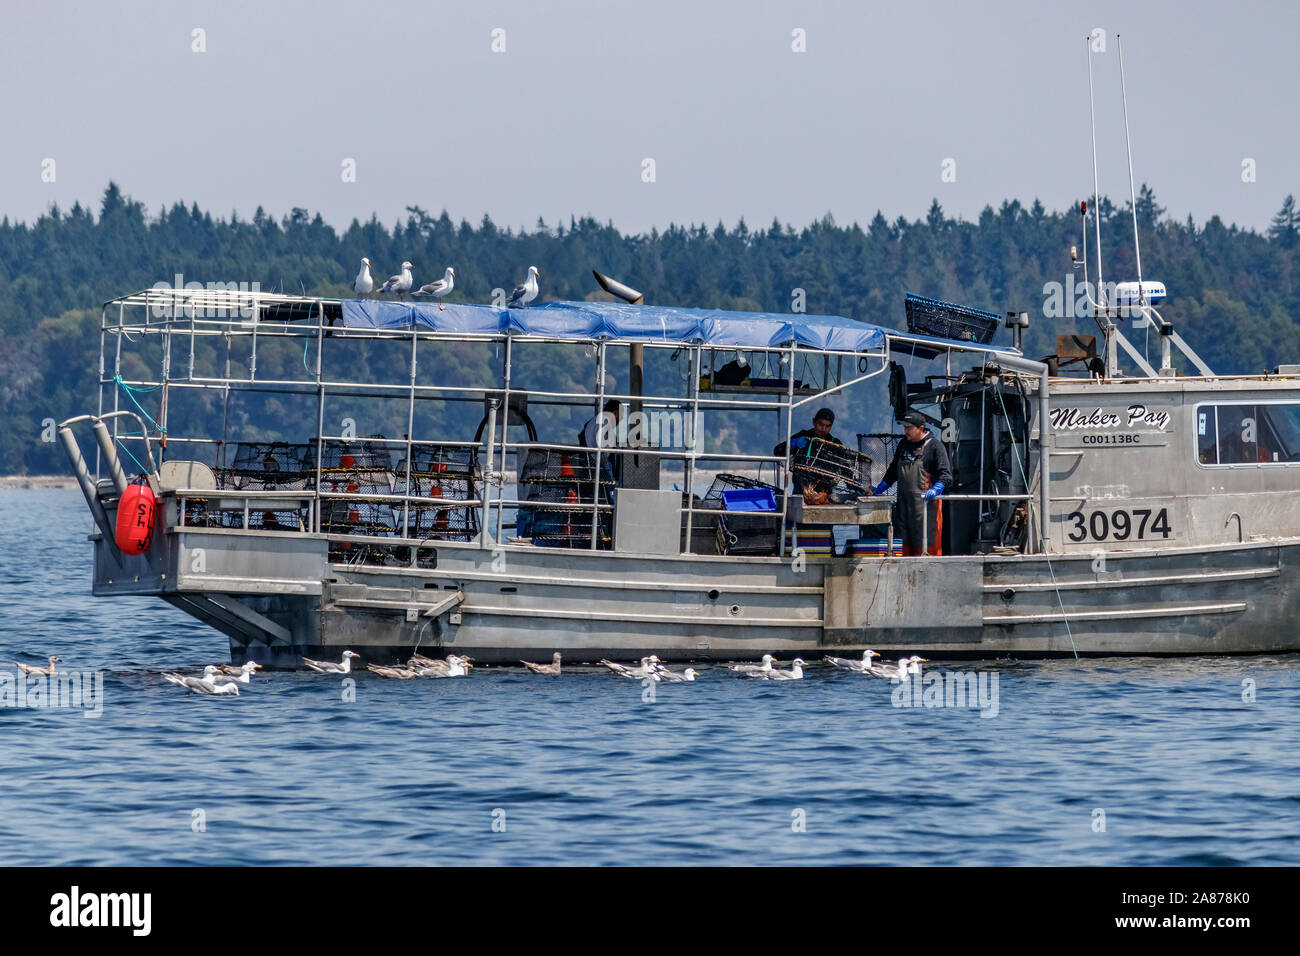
[{"left": 4, "top": 0, "right": 1297, "bottom": 234}]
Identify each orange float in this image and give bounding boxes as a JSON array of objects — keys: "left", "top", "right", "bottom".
[{"left": 115, "top": 477, "right": 156, "bottom": 554}]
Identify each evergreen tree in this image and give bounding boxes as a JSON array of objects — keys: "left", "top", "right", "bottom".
[{"left": 1270, "top": 195, "right": 1298, "bottom": 249}]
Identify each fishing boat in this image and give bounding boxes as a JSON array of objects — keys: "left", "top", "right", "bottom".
[
  {"left": 55, "top": 36, "right": 1300, "bottom": 666},
  {"left": 55, "top": 272, "right": 1300, "bottom": 666}
]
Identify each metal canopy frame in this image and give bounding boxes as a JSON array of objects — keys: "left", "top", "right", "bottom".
[{"left": 95, "top": 288, "right": 1054, "bottom": 558}]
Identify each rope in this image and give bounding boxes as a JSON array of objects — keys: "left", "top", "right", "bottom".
[
  {"left": 992, "top": 379, "right": 1079, "bottom": 659},
  {"left": 112, "top": 376, "right": 166, "bottom": 435},
  {"left": 115, "top": 436, "right": 148, "bottom": 475}
]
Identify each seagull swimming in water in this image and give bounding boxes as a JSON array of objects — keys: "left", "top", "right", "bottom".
[
  {"left": 15, "top": 655, "right": 61, "bottom": 676},
  {"left": 367, "top": 662, "right": 419, "bottom": 679},
  {"left": 507, "top": 266, "right": 541, "bottom": 308},
  {"left": 521, "top": 652, "right": 562, "bottom": 675},
  {"left": 728, "top": 654, "right": 775, "bottom": 674},
  {"left": 162, "top": 665, "right": 240, "bottom": 696},
  {"left": 745, "top": 657, "right": 805, "bottom": 680},
  {"left": 379, "top": 261, "right": 414, "bottom": 296},
  {"left": 408, "top": 653, "right": 473, "bottom": 677},
  {"left": 413, "top": 266, "right": 455, "bottom": 310},
  {"left": 354, "top": 258, "right": 374, "bottom": 296},
  {"left": 656, "top": 666, "right": 698, "bottom": 682},
  {"left": 302, "top": 650, "right": 359, "bottom": 674},
  {"left": 825, "top": 649, "right": 883, "bottom": 674},
  {"left": 874, "top": 655, "right": 927, "bottom": 680},
  {"left": 599, "top": 656, "right": 661, "bottom": 679},
  {"left": 212, "top": 662, "right": 262, "bottom": 684}
]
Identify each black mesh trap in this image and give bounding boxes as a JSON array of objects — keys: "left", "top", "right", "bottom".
[{"left": 904, "top": 292, "right": 999, "bottom": 345}]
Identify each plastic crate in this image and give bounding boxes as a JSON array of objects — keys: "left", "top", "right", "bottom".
[
  {"left": 721, "top": 487, "right": 777, "bottom": 512},
  {"left": 904, "top": 292, "right": 999, "bottom": 345},
  {"left": 704, "top": 473, "right": 783, "bottom": 504}
]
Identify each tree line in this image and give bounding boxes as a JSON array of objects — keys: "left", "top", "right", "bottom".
[{"left": 1, "top": 182, "right": 1297, "bottom": 474}]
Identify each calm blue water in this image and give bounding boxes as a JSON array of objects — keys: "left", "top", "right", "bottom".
[{"left": 2, "top": 488, "right": 1298, "bottom": 865}]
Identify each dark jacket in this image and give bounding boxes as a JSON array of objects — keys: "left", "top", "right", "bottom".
[
  {"left": 774, "top": 427, "right": 842, "bottom": 458},
  {"left": 883, "top": 432, "right": 953, "bottom": 489}
]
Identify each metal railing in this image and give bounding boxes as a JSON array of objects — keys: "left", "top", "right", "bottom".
[{"left": 90, "top": 288, "right": 1053, "bottom": 558}]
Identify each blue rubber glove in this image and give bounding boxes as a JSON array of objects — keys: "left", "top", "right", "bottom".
[
  {"left": 872, "top": 480, "right": 889, "bottom": 495},
  {"left": 923, "top": 481, "right": 945, "bottom": 501},
  {"left": 790, "top": 436, "right": 809, "bottom": 452}
]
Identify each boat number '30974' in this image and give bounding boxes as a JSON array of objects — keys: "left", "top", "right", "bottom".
[{"left": 1065, "top": 507, "right": 1173, "bottom": 542}]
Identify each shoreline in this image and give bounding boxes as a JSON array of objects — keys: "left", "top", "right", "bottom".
[{"left": 0, "top": 475, "right": 77, "bottom": 489}]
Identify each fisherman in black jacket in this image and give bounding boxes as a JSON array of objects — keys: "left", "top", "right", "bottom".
[
  {"left": 774, "top": 407, "right": 842, "bottom": 501},
  {"left": 873, "top": 410, "right": 952, "bottom": 555}
]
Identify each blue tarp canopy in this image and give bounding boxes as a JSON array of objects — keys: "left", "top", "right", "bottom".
[{"left": 340, "top": 299, "right": 890, "bottom": 353}]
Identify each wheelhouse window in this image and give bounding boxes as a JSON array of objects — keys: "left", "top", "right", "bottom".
[{"left": 1197, "top": 402, "right": 1300, "bottom": 465}]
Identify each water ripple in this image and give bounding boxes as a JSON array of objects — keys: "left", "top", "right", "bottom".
[{"left": 3, "top": 489, "right": 1299, "bottom": 864}]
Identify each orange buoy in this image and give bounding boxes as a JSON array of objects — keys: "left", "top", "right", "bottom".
[
  {"left": 341, "top": 453, "right": 356, "bottom": 469},
  {"left": 560, "top": 453, "right": 574, "bottom": 478},
  {"left": 115, "top": 477, "right": 156, "bottom": 554}
]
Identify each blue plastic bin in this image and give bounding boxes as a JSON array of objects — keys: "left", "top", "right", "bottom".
[{"left": 721, "top": 487, "right": 777, "bottom": 512}]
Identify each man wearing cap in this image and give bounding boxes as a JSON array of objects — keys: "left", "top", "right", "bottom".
[
  {"left": 873, "top": 411, "right": 952, "bottom": 555},
  {"left": 775, "top": 407, "right": 842, "bottom": 502}
]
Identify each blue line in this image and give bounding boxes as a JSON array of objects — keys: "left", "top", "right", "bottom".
[
  {"left": 115, "top": 436, "right": 147, "bottom": 475},
  {"left": 113, "top": 376, "right": 166, "bottom": 434}
]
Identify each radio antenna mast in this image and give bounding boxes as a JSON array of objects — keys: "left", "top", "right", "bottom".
[
  {"left": 1087, "top": 35, "right": 1115, "bottom": 375},
  {"left": 1117, "top": 35, "right": 1144, "bottom": 312},
  {"left": 1118, "top": 34, "right": 1173, "bottom": 373}
]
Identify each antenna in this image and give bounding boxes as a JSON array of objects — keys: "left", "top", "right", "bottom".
[
  {"left": 1118, "top": 34, "right": 1174, "bottom": 374},
  {"left": 1087, "top": 37, "right": 1106, "bottom": 312},
  {"left": 1117, "top": 35, "right": 1144, "bottom": 316},
  {"left": 1086, "top": 35, "right": 1115, "bottom": 375}
]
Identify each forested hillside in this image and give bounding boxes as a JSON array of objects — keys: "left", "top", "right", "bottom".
[{"left": 2, "top": 183, "right": 1297, "bottom": 473}]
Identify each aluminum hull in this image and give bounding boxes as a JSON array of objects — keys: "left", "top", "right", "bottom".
[{"left": 94, "top": 525, "right": 1300, "bottom": 666}]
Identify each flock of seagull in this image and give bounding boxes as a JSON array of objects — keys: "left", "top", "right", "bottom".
[
  {"left": 3, "top": 647, "right": 928, "bottom": 700},
  {"left": 590, "top": 650, "right": 927, "bottom": 683},
  {"left": 352, "top": 259, "right": 541, "bottom": 310},
  {"left": 148, "top": 649, "right": 478, "bottom": 698}
]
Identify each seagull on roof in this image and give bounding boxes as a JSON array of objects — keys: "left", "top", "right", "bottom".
[
  {"left": 745, "top": 657, "right": 806, "bottom": 681},
  {"left": 302, "top": 650, "right": 359, "bottom": 674},
  {"left": 507, "top": 266, "right": 541, "bottom": 308},
  {"left": 521, "top": 652, "right": 562, "bottom": 675},
  {"left": 728, "top": 654, "right": 774, "bottom": 674},
  {"left": 15, "top": 655, "right": 61, "bottom": 676},
  {"left": 354, "top": 258, "right": 374, "bottom": 296},
  {"left": 379, "top": 261, "right": 414, "bottom": 296},
  {"left": 413, "top": 266, "right": 455, "bottom": 310},
  {"left": 162, "top": 665, "right": 240, "bottom": 696}
]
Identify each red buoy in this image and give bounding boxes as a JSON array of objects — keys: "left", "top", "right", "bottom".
[{"left": 115, "top": 477, "right": 157, "bottom": 554}]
